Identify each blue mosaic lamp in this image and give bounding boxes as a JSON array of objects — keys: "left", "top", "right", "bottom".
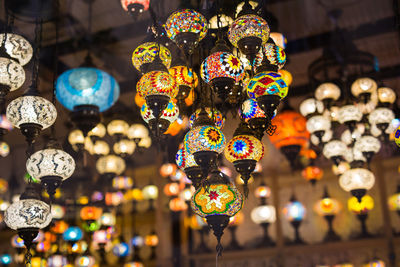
[
  {"left": 56, "top": 67, "right": 120, "bottom": 135},
  {"left": 63, "top": 227, "right": 83, "bottom": 242}
]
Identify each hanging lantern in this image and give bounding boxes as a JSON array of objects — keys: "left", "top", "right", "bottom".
[
  {"left": 127, "top": 123, "right": 149, "bottom": 147},
  {"left": 269, "top": 110, "right": 309, "bottom": 169},
  {"left": 26, "top": 144, "right": 75, "bottom": 199},
  {"left": 0, "top": 254, "right": 12, "bottom": 265},
  {"left": 369, "top": 107, "right": 395, "bottom": 134},
  {"left": 112, "top": 176, "right": 134, "bottom": 190},
  {"left": 113, "top": 242, "right": 131, "bottom": 258},
  {"left": 239, "top": 98, "right": 271, "bottom": 139},
  {"left": 63, "top": 227, "right": 83, "bottom": 242},
  {"left": 169, "top": 197, "right": 188, "bottom": 212},
  {"left": 353, "top": 135, "right": 381, "bottom": 164},
  {"left": 314, "top": 188, "right": 341, "bottom": 241},
  {"left": 176, "top": 147, "right": 202, "bottom": 189},
  {"left": 301, "top": 166, "right": 323, "bottom": 185},
  {"left": 339, "top": 168, "right": 375, "bottom": 202},
  {"left": 113, "top": 139, "right": 136, "bottom": 157},
  {"left": 164, "top": 9, "right": 208, "bottom": 55},
  {"left": 4, "top": 185, "right": 52, "bottom": 264},
  {"left": 142, "top": 184, "right": 158, "bottom": 200},
  {"left": 200, "top": 51, "right": 245, "bottom": 99},
  {"left": 228, "top": 13, "right": 269, "bottom": 63},
  {"left": 299, "top": 98, "right": 324, "bottom": 118},
  {"left": 90, "top": 140, "right": 110, "bottom": 157},
  {"left": 48, "top": 255, "right": 67, "bottom": 267},
  {"left": 184, "top": 112, "right": 226, "bottom": 178},
  {"left": 56, "top": 68, "right": 120, "bottom": 135},
  {"left": 96, "top": 154, "right": 126, "bottom": 177},
  {"left": 6, "top": 95, "right": 57, "bottom": 145},
  {"left": 254, "top": 42, "right": 286, "bottom": 72},
  {"left": 322, "top": 140, "right": 347, "bottom": 165},
  {"left": 377, "top": 87, "right": 396, "bottom": 106},
  {"left": 169, "top": 66, "right": 198, "bottom": 103},
  {"left": 306, "top": 115, "right": 331, "bottom": 144},
  {"left": 51, "top": 220, "right": 69, "bottom": 234},
  {"left": 107, "top": 119, "right": 129, "bottom": 139},
  {"left": 80, "top": 206, "right": 103, "bottom": 221},
  {"left": 132, "top": 42, "right": 171, "bottom": 74},
  {"left": 191, "top": 170, "right": 243, "bottom": 255},
  {"left": 225, "top": 131, "right": 264, "bottom": 195},
  {"left": 141, "top": 100, "right": 179, "bottom": 134},
  {"left": 164, "top": 182, "right": 180, "bottom": 197},
  {"left": 314, "top": 83, "right": 341, "bottom": 108},
  {"left": 251, "top": 203, "right": 276, "bottom": 225},
  {"left": 88, "top": 123, "right": 106, "bottom": 141},
  {"left": 121, "top": 0, "right": 150, "bottom": 17},
  {"left": 189, "top": 108, "right": 225, "bottom": 130},
  {"left": 337, "top": 105, "right": 363, "bottom": 133},
  {"left": 0, "top": 33, "right": 33, "bottom": 66},
  {"left": 0, "top": 56, "right": 25, "bottom": 93},
  {"left": 246, "top": 71, "right": 288, "bottom": 118},
  {"left": 351, "top": 77, "right": 377, "bottom": 103}
]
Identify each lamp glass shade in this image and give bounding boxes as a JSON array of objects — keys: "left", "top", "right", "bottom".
[
  {"left": 191, "top": 183, "right": 243, "bottom": 218},
  {"left": 63, "top": 227, "right": 83, "bottom": 242},
  {"left": 189, "top": 108, "right": 225, "bottom": 130},
  {"left": 388, "top": 192, "right": 400, "bottom": 211},
  {"left": 315, "top": 83, "right": 341, "bottom": 101},
  {"left": 96, "top": 155, "right": 126, "bottom": 176},
  {"left": 310, "top": 129, "right": 332, "bottom": 146},
  {"left": 127, "top": 124, "right": 149, "bottom": 140},
  {"left": 269, "top": 111, "right": 309, "bottom": 149},
  {"left": 113, "top": 242, "right": 130, "bottom": 257},
  {"left": 169, "top": 197, "right": 188, "bottom": 212},
  {"left": 0, "top": 57, "right": 25, "bottom": 91},
  {"left": 369, "top": 107, "right": 395, "bottom": 125},
  {"left": 338, "top": 105, "right": 362, "bottom": 124},
  {"left": 339, "top": 168, "right": 375, "bottom": 192},
  {"left": 75, "top": 255, "right": 95, "bottom": 267},
  {"left": 344, "top": 147, "right": 366, "bottom": 163},
  {"left": 139, "top": 136, "right": 152, "bottom": 148},
  {"left": 175, "top": 147, "right": 197, "bottom": 170},
  {"left": 306, "top": 115, "right": 331, "bottom": 134},
  {"left": 299, "top": 98, "right": 324, "bottom": 117},
  {"left": 354, "top": 135, "right": 381, "bottom": 154},
  {"left": 351, "top": 77, "right": 377, "bottom": 97},
  {"left": 107, "top": 120, "right": 129, "bottom": 137},
  {"left": 254, "top": 185, "right": 271, "bottom": 198},
  {"left": 363, "top": 260, "right": 385, "bottom": 267},
  {"left": 239, "top": 98, "right": 266, "bottom": 122},
  {"left": 30, "top": 257, "right": 47, "bottom": 267},
  {"left": 131, "top": 42, "right": 171, "bottom": 72},
  {"left": 90, "top": 140, "right": 110, "bottom": 156},
  {"left": 0, "top": 254, "right": 12, "bottom": 265},
  {"left": 229, "top": 211, "right": 244, "bottom": 226},
  {"left": 160, "top": 163, "right": 177, "bottom": 177},
  {"left": 348, "top": 195, "right": 374, "bottom": 214},
  {"left": 301, "top": 166, "right": 323, "bottom": 181},
  {"left": 225, "top": 134, "right": 264, "bottom": 162},
  {"left": 80, "top": 206, "right": 103, "bottom": 221},
  {"left": 145, "top": 233, "right": 159, "bottom": 247},
  {"left": 341, "top": 125, "right": 364, "bottom": 145},
  {"left": 113, "top": 139, "right": 136, "bottom": 155},
  {"left": 142, "top": 185, "right": 158, "bottom": 200},
  {"left": 121, "top": 0, "right": 150, "bottom": 11},
  {"left": 51, "top": 220, "right": 69, "bottom": 234},
  {"left": 164, "top": 9, "right": 208, "bottom": 42},
  {"left": 322, "top": 140, "right": 347, "bottom": 159},
  {"left": 208, "top": 14, "right": 233, "bottom": 29},
  {"left": 51, "top": 204, "right": 66, "bottom": 219},
  {"left": 0, "top": 33, "right": 33, "bottom": 66},
  {"left": 169, "top": 65, "right": 198, "bottom": 88},
  {"left": 141, "top": 100, "right": 179, "bottom": 123},
  {"left": 283, "top": 201, "right": 306, "bottom": 221},
  {"left": 255, "top": 43, "right": 286, "bottom": 70},
  {"left": 228, "top": 14, "right": 270, "bottom": 48},
  {"left": 48, "top": 255, "right": 67, "bottom": 267},
  {"left": 314, "top": 197, "right": 341, "bottom": 216},
  {"left": 235, "top": 1, "right": 259, "bottom": 16},
  {"left": 112, "top": 176, "right": 134, "bottom": 190},
  {"left": 184, "top": 125, "right": 226, "bottom": 155},
  {"left": 26, "top": 148, "right": 75, "bottom": 181},
  {"left": 164, "top": 183, "right": 180, "bottom": 197},
  {"left": 4, "top": 199, "right": 52, "bottom": 230},
  {"left": 278, "top": 69, "right": 292, "bottom": 86},
  {"left": 251, "top": 205, "right": 276, "bottom": 224},
  {"left": 246, "top": 71, "right": 288, "bottom": 99},
  {"left": 270, "top": 32, "right": 287, "bottom": 49},
  {"left": 137, "top": 70, "right": 178, "bottom": 99},
  {"left": 100, "top": 213, "right": 116, "bottom": 226},
  {"left": 68, "top": 129, "right": 84, "bottom": 146},
  {"left": 6, "top": 95, "right": 57, "bottom": 129},
  {"left": 377, "top": 87, "right": 396, "bottom": 104},
  {"left": 88, "top": 123, "right": 106, "bottom": 138},
  {"left": 56, "top": 67, "right": 120, "bottom": 112},
  {"left": 200, "top": 51, "right": 245, "bottom": 84}
]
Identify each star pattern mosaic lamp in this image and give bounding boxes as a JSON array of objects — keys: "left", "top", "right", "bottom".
[
  {"left": 189, "top": 108, "right": 225, "bottom": 130},
  {"left": 132, "top": 42, "right": 171, "bottom": 74},
  {"left": 169, "top": 65, "right": 198, "bottom": 102}
]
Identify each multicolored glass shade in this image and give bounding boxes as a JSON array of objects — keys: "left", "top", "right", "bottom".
[
  {"left": 164, "top": 9, "right": 208, "bottom": 42},
  {"left": 224, "top": 135, "right": 264, "bottom": 162},
  {"left": 0, "top": 33, "right": 33, "bottom": 66},
  {"left": 189, "top": 108, "right": 225, "bottom": 129},
  {"left": 169, "top": 65, "right": 198, "bottom": 88},
  {"left": 113, "top": 242, "right": 131, "bottom": 257},
  {"left": 314, "top": 197, "right": 341, "bottom": 216},
  {"left": 228, "top": 14, "right": 270, "bottom": 48},
  {"left": 63, "top": 226, "right": 83, "bottom": 242},
  {"left": 200, "top": 52, "right": 245, "bottom": 83},
  {"left": 246, "top": 71, "right": 288, "bottom": 99},
  {"left": 269, "top": 111, "right": 309, "bottom": 149},
  {"left": 255, "top": 43, "right": 286, "bottom": 70},
  {"left": 191, "top": 183, "right": 243, "bottom": 217},
  {"left": 283, "top": 200, "right": 306, "bottom": 222},
  {"left": 239, "top": 98, "right": 266, "bottom": 122},
  {"left": 0, "top": 141, "right": 9, "bottom": 157},
  {"left": 112, "top": 176, "right": 134, "bottom": 190},
  {"left": 131, "top": 42, "right": 171, "bottom": 72},
  {"left": 141, "top": 100, "right": 179, "bottom": 124},
  {"left": 137, "top": 70, "right": 178, "bottom": 99},
  {"left": 175, "top": 147, "right": 198, "bottom": 170},
  {"left": 348, "top": 195, "right": 374, "bottom": 214},
  {"left": 363, "top": 260, "right": 386, "bottom": 267},
  {"left": 56, "top": 67, "right": 120, "bottom": 112},
  {"left": 4, "top": 199, "right": 52, "bottom": 230},
  {"left": 184, "top": 125, "right": 226, "bottom": 155}
]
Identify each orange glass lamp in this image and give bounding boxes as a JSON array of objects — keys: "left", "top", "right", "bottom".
[
  {"left": 254, "top": 181, "right": 271, "bottom": 205},
  {"left": 160, "top": 163, "right": 177, "bottom": 178},
  {"left": 145, "top": 231, "right": 158, "bottom": 260},
  {"left": 164, "top": 182, "right": 180, "bottom": 197},
  {"left": 269, "top": 110, "right": 310, "bottom": 169},
  {"left": 169, "top": 197, "right": 188, "bottom": 212},
  {"left": 302, "top": 166, "right": 323, "bottom": 185},
  {"left": 51, "top": 220, "right": 69, "bottom": 235},
  {"left": 363, "top": 259, "right": 385, "bottom": 267},
  {"left": 314, "top": 188, "right": 341, "bottom": 242},
  {"left": 80, "top": 206, "right": 103, "bottom": 222},
  {"left": 348, "top": 195, "right": 374, "bottom": 238}
]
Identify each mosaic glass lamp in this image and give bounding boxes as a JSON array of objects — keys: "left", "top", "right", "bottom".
[
  {"left": 322, "top": 140, "right": 347, "bottom": 165},
  {"left": 56, "top": 67, "right": 120, "bottom": 135},
  {"left": 0, "top": 33, "right": 33, "bottom": 66},
  {"left": 96, "top": 154, "right": 126, "bottom": 177},
  {"left": 189, "top": 108, "right": 225, "bottom": 130},
  {"left": 339, "top": 168, "right": 375, "bottom": 202},
  {"left": 141, "top": 100, "right": 179, "bottom": 134},
  {"left": 369, "top": 107, "right": 395, "bottom": 134},
  {"left": 377, "top": 87, "right": 396, "bottom": 106},
  {"left": 169, "top": 65, "right": 198, "bottom": 103},
  {"left": 176, "top": 147, "right": 202, "bottom": 189},
  {"left": 337, "top": 105, "right": 363, "bottom": 133},
  {"left": 254, "top": 42, "right": 286, "bottom": 73},
  {"left": 63, "top": 227, "right": 83, "bottom": 242},
  {"left": 132, "top": 42, "right": 171, "bottom": 74},
  {"left": 299, "top": 98, "right": 324, "bottom": 118},
  {"left": 314, "top": 83, "right": 341, "bottom": 108},
  {"left": 200, "top": 51, "right": 245, "bottom": 99},
  {"left": 353, "top": 135, "right": 381, "bottom": 164},
  {"left": 0, "top": 53, "right": 25, "bottom": 93},
  {"left": 191, "top": 170, "right": 243, "bottom": 255},
  {"left": 165, "top": 9, "right": 208, "bottom": 55},
  {"left": 351, "top": 77, "right": 377, "bottom": 103}
]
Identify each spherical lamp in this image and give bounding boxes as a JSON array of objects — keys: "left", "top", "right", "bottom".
[
  {"left": 169, "top": 65, "right": 198, "bottom": 103},
  {"left": 339, "top": 168, "right": 375, "bottom": 202},
  {"left": 164, "top": 9, "right": 208, "bottom": 55},
  {"left": 282, "top": 198, "right": 306, "bottom": 243},
  {"left": 301, "top": 166, "right": 323, "bottom": 185},
  {"left": 351, "top": 77, "right": 377, "bottom": 102},
  {"left": 96, "top": 154, "right": 126, "bottom": 177},
  {"left": 254, "top": 42, "right": 286, "bottom": 72},
  {"left": 141, "top": 100, "right": 179, "bottom": 134},
  {"left": 131, "top": 42, "right": 171, "bottom": 74},
  {"left": 322, "top": 140, "right": 347, "bottom": 165},
  {"left": 0, "top": 33, "right": 33, "bottom": 66},
  {"left": 299, "top": 98, "right": 324, "bottom": 118},
  {"left": 63, "top": 227, "right": 83, "bottom": 242},
  {"left": 315, "top": 83, "right": 341, "bottom": 108},
  {"left": 189, "top": 108, "right": 225, "bottom": 130},
  {"left": 337, "top": 105, "right": 362, "bottom": 133},
  {"left": 369, "top": 107, "right": 395, "bottom": 134},
  {"left": 377, "top": 87, "right": 396, "bottom": 106}
]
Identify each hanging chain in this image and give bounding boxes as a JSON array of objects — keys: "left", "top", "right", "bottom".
[
  {"left": 1, "top": 5, "right": 9, "bottom": 48},
  {"left": 50, "top": 0, "right": 60, "bottom": 138},
  {"left": 30, "top": 18, "right": 43, "bottom": 92}
]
